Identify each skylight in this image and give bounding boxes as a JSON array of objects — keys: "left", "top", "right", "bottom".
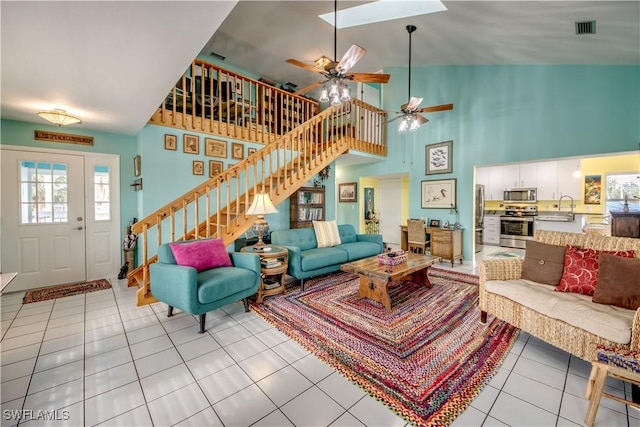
[{"left": 319, "top": 0, "right": 447, "bottom": 29}]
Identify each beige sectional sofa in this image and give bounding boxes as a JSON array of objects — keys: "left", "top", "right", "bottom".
[{"left": 479, "top": 230, "right": 640, "bottom": 360}]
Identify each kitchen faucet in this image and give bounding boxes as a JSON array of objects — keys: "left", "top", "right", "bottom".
[{"left": 558, "top": 195, "right": 575, "bottom": 217}]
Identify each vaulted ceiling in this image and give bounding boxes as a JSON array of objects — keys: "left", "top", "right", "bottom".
[{"left": 2, "top": 1, "right": 638, "bottom": 135}]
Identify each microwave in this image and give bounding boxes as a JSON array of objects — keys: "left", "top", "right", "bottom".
[{"left": 503, "top": 188, "right": 537, "bottom": 203}]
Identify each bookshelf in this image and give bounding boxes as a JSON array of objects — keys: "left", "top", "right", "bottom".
[{"left": 290, "top": 187, "right": 325, "bottom": 228}]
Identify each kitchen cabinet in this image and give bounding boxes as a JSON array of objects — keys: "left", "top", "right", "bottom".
[
  {"left": 536, "top": 161, "right": 559, "bottom": 200},
  {"left": 484, "top": 215, "right": 501, "bottom": 245},
  {"left": 478, "top": 164, "right": 538, "bottom": 200},
  {"left": 556, "top": 159, "right": 582, "bottom": 200}
]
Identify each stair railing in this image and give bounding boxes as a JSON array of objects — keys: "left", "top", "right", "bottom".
[{"left": 130, "top": 103, "right": 364, "bottom": 305}]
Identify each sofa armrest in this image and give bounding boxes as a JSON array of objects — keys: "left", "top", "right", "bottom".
[
  {"left": 229, "top": 252, "right": 261, "bottom": 274},
  {"left": 356, "top": 233, "right": 384, "bottom": 251},
  {"left": 479, "top": 258, "right": 524, "bottom": 282},
  {"left": 279, "top": 245, "right": 302, "bottom": 278},
  {"left": 150, "top": 263, "right": 199, "bottom": 309}
]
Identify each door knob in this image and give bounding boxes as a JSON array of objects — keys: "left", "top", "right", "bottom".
[{"left": 75, "top": 226, "right": 84, "bottom": 230}]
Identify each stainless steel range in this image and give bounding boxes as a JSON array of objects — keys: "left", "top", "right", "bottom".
[{"left": 500, "top": 205, "right": 538, "bottom": 249}]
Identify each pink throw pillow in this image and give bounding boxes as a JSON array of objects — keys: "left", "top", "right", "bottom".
[
  {"left": 555, "top": 245, "right": 635, "bottom": 296},
  {"left": 169, "top": 239, "right": 232, "bottom": 272}
]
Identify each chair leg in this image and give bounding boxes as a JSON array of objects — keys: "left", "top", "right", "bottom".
[
  {"left": 199, "top": 313, "right": 206, "bottom": 333},
  {"left": 585, "top": 364, "right": 608, "bottom": 427},
  {"left": 167, "top": 306, "right": 174, "bottom": 317},
  {"left": 243, "top": 297, "right": 250, "bottom": 312}
]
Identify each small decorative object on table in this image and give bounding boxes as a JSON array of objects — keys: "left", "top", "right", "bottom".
[{"left": 378, "top": 250, "right": 408, "bottom": 266}]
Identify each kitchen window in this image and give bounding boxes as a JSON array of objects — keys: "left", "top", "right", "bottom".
[{"left": 605, "top": 173, "right": 639, "bottom": 213}]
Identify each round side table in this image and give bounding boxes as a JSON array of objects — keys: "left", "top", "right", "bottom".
[{"left": 241, "top": 245, "right": 289, "bottom": 303}]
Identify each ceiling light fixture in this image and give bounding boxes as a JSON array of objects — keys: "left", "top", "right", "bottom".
[
  {"left": 37, "top": 109, "right": 82, "bottom": 127},
  {"left": 318, "top": 1, "right": 351, "bottom": 105},
  {"left": 314, "top": 56, "right": 332, "bottom": 70}
]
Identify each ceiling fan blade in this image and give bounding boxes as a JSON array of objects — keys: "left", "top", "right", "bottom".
[
  {"left": 286, "top": 58, "right": 323, "bottom": 74},
  {"left": 419, "top": 103, "right": 454, "bottom": 113},
  {"left": 349, "top": 72, "right": 391, "bottom": 84},
  {"left": 336, "top": 45, "right": 366, "bottom": 74},
  {"left": 385, "top": 115, "right": 404, "bottom": 125},
  {"left": 294, "top": 80, "right": 323, "bottom": 95},
  {"left": 405, "top": 97, "right": 424, "bottom": 111},
  {"left": 416, "top": 114, "right": 429, "bottom": 125}
]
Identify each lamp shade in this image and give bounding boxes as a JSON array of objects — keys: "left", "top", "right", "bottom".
[
  {"left": 246, "top": 192, "right": 278, "bottom": 216},
  {"left": 37, "top": 109, "right": 82, "bottom": 126}
]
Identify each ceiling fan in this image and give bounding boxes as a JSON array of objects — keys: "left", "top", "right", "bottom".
[
  {"left": 286, "top": 0, "right": 391, "bottom": 103},
  {"left": 387, "top": 25, "right": 453, "bottom": 131}
]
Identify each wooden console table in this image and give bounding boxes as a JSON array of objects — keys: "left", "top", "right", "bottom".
[{"left": 400, "top": 225, "right": 463, "bottom": 267}]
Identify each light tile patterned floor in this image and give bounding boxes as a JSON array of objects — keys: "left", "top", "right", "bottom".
[{"left": 1, "top": 246, "right": 638, "bottom": 426}]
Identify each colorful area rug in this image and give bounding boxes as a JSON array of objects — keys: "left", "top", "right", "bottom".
[
  {"left": 251, "top": 268, "right": 518, "bottom": 426},
  {"left": 23, "top": 279, "right": 112, "bottom": 304}
]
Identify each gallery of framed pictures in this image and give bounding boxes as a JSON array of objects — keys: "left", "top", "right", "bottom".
[
  {"left": 425, "top": 140, "right": 453, "bottom": 175},
  {"left": 421, "top": 178, "right": 456, "bottom": 209}
]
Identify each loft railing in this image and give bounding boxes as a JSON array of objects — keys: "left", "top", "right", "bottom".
[
  {"left": 150, "top": 59, "right": 319, "bottom": 144},
  {"left": 130, "top": 101, "right": 386, "bottom": 305}
]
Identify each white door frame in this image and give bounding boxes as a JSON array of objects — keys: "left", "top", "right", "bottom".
[{"left": 1, "top": 145, "right": 121, "bottom": 288}]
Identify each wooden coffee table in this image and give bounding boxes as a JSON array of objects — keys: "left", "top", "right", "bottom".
[{"left": 340, "top": 253, "right": 441, "bottom": 309}]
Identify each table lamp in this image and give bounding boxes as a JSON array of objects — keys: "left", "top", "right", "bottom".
[{"left": 246, "top": 192, "right": 278, "bottom": 249}]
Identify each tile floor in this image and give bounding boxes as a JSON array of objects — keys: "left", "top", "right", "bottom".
[{"left": 1, "top": 245, "right": 638, "bottom": 426}]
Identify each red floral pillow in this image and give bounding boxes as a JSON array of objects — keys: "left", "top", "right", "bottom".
[{"left": 555, "top": 245, "right": 636, "bottom": 296}]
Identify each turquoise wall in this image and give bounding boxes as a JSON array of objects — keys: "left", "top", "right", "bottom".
[
  {"left": 1, "top": 119, "right": 139, "bottom": 232},
  {"left": 337, "top": 65, "right": 640, "bottom": 257}
]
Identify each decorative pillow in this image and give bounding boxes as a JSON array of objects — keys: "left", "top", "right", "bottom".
[
  {"left": 313, "top": 220, "right": 341, "bottom": 248},
  {"left": 592, "top": 253, "right": 640, "bottom": 310},
  {"left": 169, "top": 239, "right": 232, "bottom": 272},
  {"left": 521, "top": 240, "right": 567, "bottom": 285},
  {"left": 555, "top": 245, "right": 635, "bottom": 296}
]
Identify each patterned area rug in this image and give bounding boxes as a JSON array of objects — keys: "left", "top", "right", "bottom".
[
  {"left": 23, "top": 279, "right": 112, "bottom": 304},
  {"left": 251, "top": 268, "right": 518, "bottom": 426}
]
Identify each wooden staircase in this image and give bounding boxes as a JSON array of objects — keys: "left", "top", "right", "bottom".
[{"left": 129, "top": 102, "right": 381, "bottom": 306}]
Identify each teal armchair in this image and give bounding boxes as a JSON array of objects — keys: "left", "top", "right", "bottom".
[{"left": 150, "top": 240, "right": 261, "bottom": 333}]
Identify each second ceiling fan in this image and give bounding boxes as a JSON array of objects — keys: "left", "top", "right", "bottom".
[
  {"left": 387, "top": 25, "right": 453, "bottom": 131},
  {"left": 286, "top": 0, "right": 391, "bottom": 103}
]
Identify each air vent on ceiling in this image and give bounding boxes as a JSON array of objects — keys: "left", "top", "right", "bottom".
[
  {"left": 575, "top": 20, "right": 596, "bottom": 35},
  {"left": 209, "top": 51, "right": 226, "bottom": 61}
]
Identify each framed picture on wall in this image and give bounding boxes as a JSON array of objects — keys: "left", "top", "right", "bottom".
[
  {"left": 164, "top": 134, "right": 177, "bottom": 150},
  {"left": 192, "top": 160, "right": 204, "bottom": 175},
  {"left": 425, "top": 140, "right": 453, "bottom": 175},
  {"left": 584, "top": 175, "right": 602, "bottom": 204},
  {"left": 421, "top": 178, "right": 456, "bottom": 209},
  {"left": 338, "top": 182, "right": 357, "bottom": 203},
  {"left": 209, "top": 160, "right": 223, "bottom": 177},
  {"left": 232, "top": 142, "right": 244, "bottom": 159},
  {"left": 183, "top": 134, "right": 199, "bottom": 154},
  {"left": 205, "top": 138, "right": 227, "bottom": 158}
]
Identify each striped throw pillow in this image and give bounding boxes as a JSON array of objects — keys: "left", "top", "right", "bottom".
[{"left": 313, "top": 220, "right": 341, "bottom": 248}]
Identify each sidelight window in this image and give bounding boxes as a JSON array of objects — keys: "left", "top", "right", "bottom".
[{"left": 94, "top": 165, "right": 111, "bottom": 221}]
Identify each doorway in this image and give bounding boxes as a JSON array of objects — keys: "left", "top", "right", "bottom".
[
  {"left": 1, "top": 146, "right": 121, "bottom": 292},
  {"left": 378, "top": 177, "right": 403, "bottom": 248}
]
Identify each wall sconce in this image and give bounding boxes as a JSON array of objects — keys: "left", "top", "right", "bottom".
[{"left": 37, "top": 109, "right": 82, "bottom": 126}]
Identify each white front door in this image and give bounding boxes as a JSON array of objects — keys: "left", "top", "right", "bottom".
[{"left": 2, "top": 149, "right": 86, "bottom": 291}]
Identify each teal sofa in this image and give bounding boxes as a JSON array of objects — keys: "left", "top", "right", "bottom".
[
  {"left": 150, "top": 240, "right": 261, "bottom": 333},
  {"left": 271, "top": 224, "right": 383, "bottom": 289}
]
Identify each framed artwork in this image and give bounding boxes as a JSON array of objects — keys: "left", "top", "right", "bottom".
[
  {"left": 421, "top": 178, "right": 456, "bottom": 209},
  {"left": 338, "top": 182, "right": 357, "bottom": 203},
  {"left": 430, "top": 219, "right": 441, "bottom": 228},
  {"left": 248, "top": 147, "right": 257, "bottom": 155},
  {"left": 426, "top": 140, "right": 453, "bottom": 175},
  {"left": 232, "top": 142, "right": 244, "bottom": 159},
  {"left": 584, "top": 175, "right": 602, "bottom": 204},
  {"left": 192, "top": 160, "right": 204, "bottom": 175},
  {"left": 183, "top": 134, "right": 199, "bottom": 154},
  {"left": 164, "top": 134, "right": 177, "bottom": 150},
  {"left": 133, "top": 155, "right": 141, "bottom": 177},
  {"left": 364, "top": 187, "right": 374, "bottom": 219},
  {"left": 209, "top": 160, "right": 223, "bottom": 177},
  {"left": 205, "top": 138, "right": 227, "bottom": 158}
]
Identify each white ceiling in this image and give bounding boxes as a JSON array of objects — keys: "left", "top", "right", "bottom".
[{"left": 2, "top": 1, "right": 638, "bottom": 136}]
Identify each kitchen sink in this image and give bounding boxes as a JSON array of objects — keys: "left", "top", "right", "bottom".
[{"left": 536, "top": 214, "right": 575, "bottom": 222}]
